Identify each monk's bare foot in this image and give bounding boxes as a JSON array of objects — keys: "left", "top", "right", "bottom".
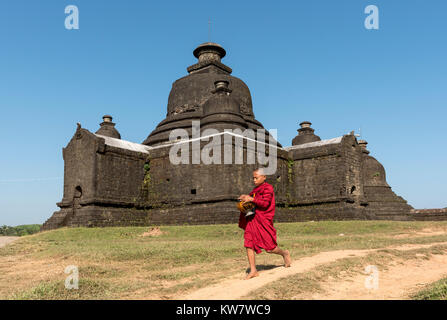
[
  {"left": 245, "top": 271, "right": 259, "bottom": 280},
  {"left": 283, "top": 250, "right": 291, "bottom": 267}
]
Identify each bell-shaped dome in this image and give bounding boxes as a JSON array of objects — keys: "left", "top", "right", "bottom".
[
  {"left": 201, "top": 80, "right": 247, "bottom": 131},
  {"left": 95, "top": 115, "right": 121, "bottom": 139},
  {"left": 359, "top": 140, "right": 389, "bottom": 187},
  {"left": 142, "top": 42, "right": 265, "bottom": 146},
  {"left": 292, "top": 121, "right": 321, "bottom": 146},
  {"left": 203, "top": 81, "right": 239, "bottom": 114}
]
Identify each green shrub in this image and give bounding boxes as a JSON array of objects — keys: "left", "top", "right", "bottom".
[
  {"left": 413, "top": 277, "right": 447, "bottom": 300},
  {"left": 0, "top": 224, "right": 41, "bottom": 236}
]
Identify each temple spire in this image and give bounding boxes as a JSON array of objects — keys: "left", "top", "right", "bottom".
[
  {"left": 208, "top": 18, "right": 211, "bottom": 42},
  {"left": 95, "top": 115, "right": 121, "bottom": 139},
  {"left": 187, "top": 42, "right": 232, "bottom": 74}
]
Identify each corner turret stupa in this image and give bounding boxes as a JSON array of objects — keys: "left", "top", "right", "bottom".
[{"left": 42, "top": 42, "right": 414, "bottom": 230}]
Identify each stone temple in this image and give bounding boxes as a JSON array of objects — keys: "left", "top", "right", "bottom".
[{"left": 42, "top": 42, "right": 417, "bottom": 230}]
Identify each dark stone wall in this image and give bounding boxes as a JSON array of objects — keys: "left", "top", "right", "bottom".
[
  {"left": 276, "top": 202, "right": 370, "bottom": 222},
  {"left": 339, "top": 135, "right": 365, "bottom": 205},
  {"left": 94, "top": 145, "right": 146, "bottom": 206},
  {"left": 44, "top": 129, "right": 438, "bottom": 230},
  {"left": 58, "top": 128, "right": 97, "bottom": 209},
  {"left": 289, "top": 152, "right": 343, "bottom": 204},
  {"left": 286, "top": 135, "right": 362, "bottom": 205},
  {"left": 53, "top": 201, "right": 241, "bottom": 228},
  {"left": 139, "top": 136, "right": 288, "bottom": 209},
  {"left": 42, "top": 128, "right": 148, "bottom": 230},
  {"left": 412, "top": 209, "right": 447, "bottom": 221}
]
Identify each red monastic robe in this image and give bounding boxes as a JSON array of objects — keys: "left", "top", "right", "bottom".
[{"left": 238, "top": 182, "right": 277, "bottom": 254}]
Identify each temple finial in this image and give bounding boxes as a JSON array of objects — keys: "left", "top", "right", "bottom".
[{"left": 208, "top": 18, "right": 211, "bottom": 42}]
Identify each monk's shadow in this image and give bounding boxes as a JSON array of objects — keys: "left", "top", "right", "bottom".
[{"left": 246, "top": 264, "right": 281, "bottom": 273}]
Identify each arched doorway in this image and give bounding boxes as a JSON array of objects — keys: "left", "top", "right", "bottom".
[{"left": 73, "top": 186, "right": 82, "bottom": 213}]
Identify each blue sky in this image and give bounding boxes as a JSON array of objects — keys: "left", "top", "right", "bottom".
[{"left": 0, "top": 0, "right": 446, "bottom": 226}]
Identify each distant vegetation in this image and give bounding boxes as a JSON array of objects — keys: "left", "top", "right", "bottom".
[{"left": 0, "top": 224, "right": 41, "bottom": 236}]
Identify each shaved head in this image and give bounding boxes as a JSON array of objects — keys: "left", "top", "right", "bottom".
[{"left": 252, "top": 168, "right": 266, "bottom": 186}]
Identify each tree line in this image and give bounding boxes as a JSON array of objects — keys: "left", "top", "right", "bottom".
[{"left": 0, "top": 225, "right": 41, "bottom": 236}]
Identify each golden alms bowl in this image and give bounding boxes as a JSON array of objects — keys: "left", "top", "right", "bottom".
[{"left": 237, "top": 201, "right": 255, "bottom": 214}]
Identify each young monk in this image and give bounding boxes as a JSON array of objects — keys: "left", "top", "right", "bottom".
[{"left": 238, "top": 168, "right": 292, "bottom": 280}]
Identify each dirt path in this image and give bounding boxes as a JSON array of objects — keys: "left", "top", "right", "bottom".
[
  {"left": 177, "top": 241, "right": 447, "bottom": 300},
  {"left": 0, "top": 237, "right": 19, "bottom": 248},
  {"left": 304, "top": 253, "right": 447, "bottom": 300}
]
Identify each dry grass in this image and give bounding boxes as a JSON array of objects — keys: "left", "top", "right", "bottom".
[
  {"left": 244, "top": 244, "right": 447, "bottom": 300},
  {"left": 1, "top": 221, "right": 447, "bottom": 299}
]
